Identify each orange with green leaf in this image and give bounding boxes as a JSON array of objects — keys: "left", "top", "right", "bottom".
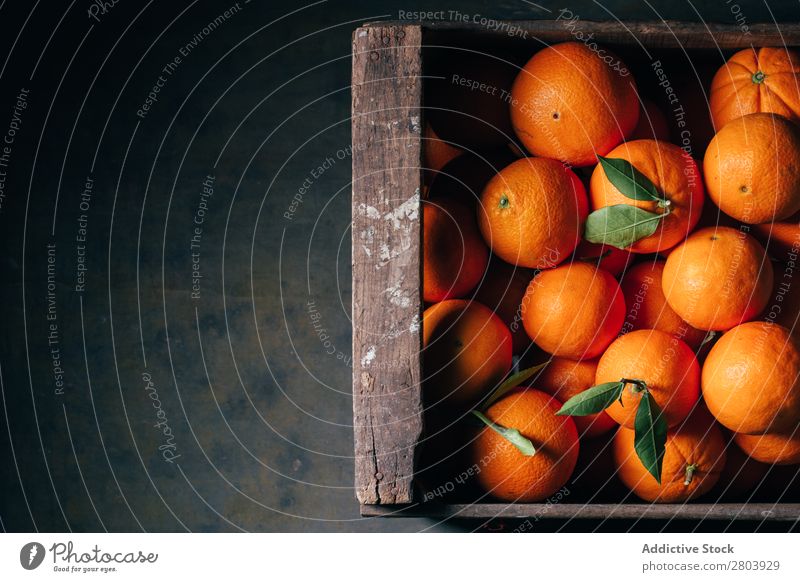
[
  {"left": 612, "top": 407, "right": 727, "bottom": 502},
  {"left": 471, "top": 389, "right": 579, "bottom": 502},
  {"left": 556, "top": 329, "right": 700, "bottom": 483},
  {"left": 587, "top": 139, "right": 704, "bottom": 253}
]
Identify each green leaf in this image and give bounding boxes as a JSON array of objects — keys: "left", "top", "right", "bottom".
[
  {"left": 584, "top": 204, "right": 665, "bottom": 250},
  {"left": 471, "top": 410, "right": 536, "bottom": 457},
  {"left": 598, "top": 156, "right": 662, "bottom": 202},
  {"left": 483, "top": 362, "right": 549, "bottom": 410},
  {"left": 556, "top": 381, "right": 625, "bottom": 416},
  {"left": 633, "top": 392, "right": 668, "bottom": 484}
]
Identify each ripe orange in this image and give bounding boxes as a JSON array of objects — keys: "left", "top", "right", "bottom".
[
  {"left": 473, "top": 259, "right": 535, "bottom": 355},
  {"left": 589, "top": 139, "right": 705, "bottom": 253},
  {"left": 702, "top": 321, "right": 800, "bottom": 434},
  {"left": 709, "top": 47, "right": 800, "bottom": 131},
  {"left": 751, "top": 214, "right": 800, "bottom": 262},
  {"left": 472, "top": 389, "right": 579, "bottom": 502},
  {"left": 662, "top": 226, "right": 773, "bottom": 331},
  {"left": 619, "top": 260, "right": 707, "bottom": 349},
  {"left": 613, "top": 407, "right": 726, "bottom": 502},
  {"left": 572, "top": 240, "right": 633, "bottom": 277},
  {"left": 423, "top": 198, "right": 488, "bottom": 303},
  {"left": 510, "top": 42, "right": 638, "bottom": 167},
  {"left": 599, "top": 329, "right": 700, "bottom": 429},
  {"left": 537, "top": 357, "right": 616, "bottom": 437},
  {"left": 423, "top": 122, "right": 462, "bottom": 179},
  {"left": 422, "top": 300, "right": 512, "bottom": 407},
  {"left": 630, "top": 98, "right": 671, "bottom": 141},
  {"left": 521, "top": 262, "right": 625, "bottom": 360},
  {"left": 704, "top": 113, "right": 800, "bottom": 224},
  {"left": 478, "top": 157, "right": 588, "bottom": 268},
  {"left": 734, "top": 430, "right": 800, "bottom": 465}
]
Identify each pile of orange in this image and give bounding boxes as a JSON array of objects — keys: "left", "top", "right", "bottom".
[{"left": 421, "top": 41, "right": 800, "bottom": 504}]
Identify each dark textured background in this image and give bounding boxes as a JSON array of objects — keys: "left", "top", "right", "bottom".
[{"left": 0, "top": 0, "right": 798, "bottom": 533}]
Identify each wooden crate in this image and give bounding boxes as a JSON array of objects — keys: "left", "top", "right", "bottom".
[{"left": 351, "top": 19, "right": 800, "bottom": 520}]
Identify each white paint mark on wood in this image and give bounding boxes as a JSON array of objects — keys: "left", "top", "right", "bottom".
[
  {"left": 356, "top": 203, "right": 381, "bottom": 219},
  {"left": 409, "top": 314, "right": 420, "bottom": 334},
  {"left": 384, "top": 191, "right": 419, "bottom": 230},
  {"left": 383, "top": 278, "right": 411, "bottom": 308},
  {"left": 361, "top": 346, "right": 376, "bottom": 367}
]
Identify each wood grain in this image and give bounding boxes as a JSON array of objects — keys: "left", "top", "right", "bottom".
[
  {"left": 351, "top": 19, "right": 800, "bottom": 518},
  {"left": 364, "top": 20, "right": 800, "bottom": 49},
  {"left": 361, "top": 503, "right": 800, "bottom": 521},
  {"left": 351, "top": 24, "right": 424, "bottom": 505}
]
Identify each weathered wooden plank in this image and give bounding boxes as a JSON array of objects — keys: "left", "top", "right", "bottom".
[
  {"left": 351, "top": 24, "right": 424, "bottom": 505},
  {"left": 364, "top": 19, "right": 800, "bottom": 49},
  {"left": 362, "top": 503, "right": 800, "bottom": 521}
]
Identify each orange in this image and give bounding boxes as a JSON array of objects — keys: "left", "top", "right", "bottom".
[
  {"left": 572, "top": 240, "right": 633, "bottom": 277},
  {"left": 709, "top": 47, "right": 800, "bottom": 131},
  {"left": 478, "top": 157, "right": 588, "bottom": 268},
  {"left": 630, "top": 98, "right": 671, "bottom": 141},
  {"left": 422, "top": 300, "right": 512, "bottom": 407},
  {"left": 510, "top": 42, "right": 638, "bottom": 167},
  {"left": 589, "top": 139, "right": 705, "bottom": 253},
  {"left": 473, "top": 259, "right": 535, "bottom": 355},
  {"left": 702, "top": 321, "right": 800, "bottom": 434},
  {"left": 704, "top": 113, "right": 800, "bottom": 224},
  {"left": 734, "top": 430, "right": 800, "bottom": 465},
  {"left": 423, "top": 198, "right": 488, "bottom": 303},
  {"left": 423, "top": 123, "right": 462, "bottom": 181},
  {"left": 472, "top": 389, "right": 579, "bottom": 502},
  {"left": 599, "top": 329, "right": 700, "bottom": 429},
  {"left": 427, "top": 49, "right": 516, "bottom": 149},
  {"left": 522, "top": 263, "right": 625, "bottom": 360},
  {"left": 619, "top": 260, "right": 707, "bottom": 349},
  {"left": 662, "top": 226, "right": 773, "bottom": 331},
  {"left": 537, "top": 357, "right": 616, "bottom": 437},
  {"left": 613, "top": 407, "right": 726, "bottom": 502},
  {"left": 751, "top": 214, "right": 800, "bottom": 262}
]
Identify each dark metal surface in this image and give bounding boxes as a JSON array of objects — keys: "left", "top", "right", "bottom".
[{"left": 0, "top": 0, "right": 799, "bottom": 533}]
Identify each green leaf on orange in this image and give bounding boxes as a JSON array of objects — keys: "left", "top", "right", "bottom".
[
  {"left": 598, "top": 156, "right": 663, "bottom": 202},
  {"left": 584, "top": 204, "right": 665, "bottom": 250},
  {"left": 556, "top": 381, "right": 625, "bottom": 416},
  {"left": 483, "top": 361, "right": 549, "bottom": 410},
  {"left": 633, "top": 391, "right": 668, "bottom": 484},
  {"left": 471, "top": 410, "right": 536, "bottom": 456}
]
